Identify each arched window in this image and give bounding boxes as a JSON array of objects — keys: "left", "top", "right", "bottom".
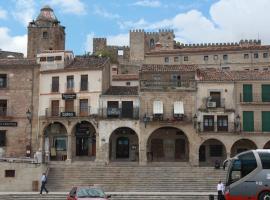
[{"left": 150, "top": 39, "right": 155, "bottom": 48}]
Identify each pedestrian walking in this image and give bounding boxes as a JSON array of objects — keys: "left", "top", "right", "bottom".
[
  {"left": 217, "top": 180, "right": 225, "bottom": 200},
  {"left": 40, "top": 172, "right": 49, "bottom": 195}
]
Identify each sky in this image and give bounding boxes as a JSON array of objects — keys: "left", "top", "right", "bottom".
[{"left": 1, "top": 0, "right": 270, "bottom": 56}]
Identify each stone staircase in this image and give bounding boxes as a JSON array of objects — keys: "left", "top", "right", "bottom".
[{"left": 46, "top": 162, "right": 226, "bottom": 193}]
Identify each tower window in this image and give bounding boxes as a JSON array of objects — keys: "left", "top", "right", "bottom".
[
  {"left": 42, "top": 31, "right": 48, "bottom": 39},
  {"left": 150, "top": 39, "right": 155, "bottom": 48}
]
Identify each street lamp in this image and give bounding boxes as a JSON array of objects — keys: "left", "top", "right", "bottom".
[
  {"left": 193, "top": 114, "right": 197, "bottom": 129},
  {"left": 143, "top": 114, "right": 150, "bottom": 128},
  {"left": 26, "top": 109, "right": 32, "bottom": 157}
]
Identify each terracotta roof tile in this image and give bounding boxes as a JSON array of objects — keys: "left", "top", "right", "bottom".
[
  {"left": 112, "top": 74, "right": 139, "bottom": 81},
  {"left": 104, "top": 86, "right": 138, "bottom": 96},
  {"left": 140, "top": 64, "right": 198, "bottom": 72},
  {"left": 65, "top": 56, "right": 109, "bottom": 70}
]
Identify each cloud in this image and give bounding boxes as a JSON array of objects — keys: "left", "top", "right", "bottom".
[
  {"left": 12, "top": 0, "right": 36, "bottom": 26},
  {"left": 94, "top": 6, "right": 120, "bottom": 19},
  {"left": 85, "top": 33, "right": 129, "bottom": 54},
  {"left": 49, "top": 0, "right": 86, "bottom": 15},
  {"left": 118, "top": 18, "right": 149, "bottom": 30},
  {"left": 132, "top": 0, "right": 161, "bottom": 8},
  {"left": 0, "top": 27, "right": 27, "bottom": 56},
  {"left": 0, "top": 7, "right": 7, "bottom": 19}
]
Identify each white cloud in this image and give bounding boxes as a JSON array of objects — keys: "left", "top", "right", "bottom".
[
  {"left": 49, "top": 0, "right": 86, "bottom": 15},
  {"left": 12, "top": 0, "right": 36, "bottom": 26},
  {"left": 132, "top": 0, "right": 161, "bottom": 8},
  {"left": 0, "top": 7, "right": 7, "bottom": 19},
  {"left": 94, "top": 6, "right": 120, "bottom": 19},
  {"left": 118, "top": 0, "right": 270, "bottom": 44},
  {"left": 0, "top": 27, "right": 27, "bottom": 56}
]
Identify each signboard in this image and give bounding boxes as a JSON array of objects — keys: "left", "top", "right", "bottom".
[
  {"left": 0, "top": 121, "right": 18, "bottom": 127},
  {"left": 62, "top": 93, "right": 76, "bottom": 100},
  {"left": 60, "top": 112, "right": 76, "bottom": 117}
]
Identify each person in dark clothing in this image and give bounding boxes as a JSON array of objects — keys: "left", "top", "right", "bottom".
[{"left": 40, "top": 172, "right": 49, "bottom": 195}]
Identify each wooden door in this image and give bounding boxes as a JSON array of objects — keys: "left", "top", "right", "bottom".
[
  {"left": 51, "top": 100, "right": 59, "bottom": 116},
  {"left": 151, "top": 139, "right": 164, "bottom": 159},
  {"left": 65, "top": 100, "right": 74, "bottom": 112}
]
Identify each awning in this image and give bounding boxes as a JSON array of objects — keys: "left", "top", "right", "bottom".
[
  {"left": 153, "top": 101, "right": 163, "bottom": 114},
  {"left": 174, "top": 101, "right": 184, "bottom": 114}
]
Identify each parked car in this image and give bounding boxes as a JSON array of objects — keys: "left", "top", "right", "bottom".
[{"left": 67, "top": 186, "right": 111, "bottom": 200}]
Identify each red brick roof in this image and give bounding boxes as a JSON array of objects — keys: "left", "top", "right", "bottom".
[
  {"left": 140, "top": 64, "right": 198, "bottom": 72},
  {"left": 104, "top": 86, "right": 138, "bottom": 96},
  {"left": 112, "top": 74, "right": 139, "bottom": 81}
]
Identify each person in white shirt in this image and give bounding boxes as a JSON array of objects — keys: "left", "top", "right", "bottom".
[
  {"left": 40, "top": 173, "right": 49, "bottom": 195},
  {"left": 217, "top": 181, "right": 225, "bottom": 200}
]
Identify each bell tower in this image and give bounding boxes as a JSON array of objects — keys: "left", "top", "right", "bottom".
[{"left": 27, "top": 6, "right": 65, "bottom": 58}]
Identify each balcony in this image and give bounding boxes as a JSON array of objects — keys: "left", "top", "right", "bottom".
[
  {"left": 140, "top": 80, "right": 196, "bottom": 90},
  {"left": 142, "top": 114, "right": 192, "bottom": 125},
  {"left": 196, "top": 122, "right": 238, "bottom": 133},
  {"left": 240, "top": 93, "right": 270, "bottom": 104},
  {"left": 0, "top": 107, "right": 14, "bottom": 118},
  {"left": 45, "top": 106, "right": 97, "bottom": 118},
  {"left": 65, "top": 82, "right": 75, "bottom": 93},
  {"left": 100, "top": 107, "right": 139, "bottom": 119},
  {"left": 206, "top": 98, "right": 225, "bottom": 108}
]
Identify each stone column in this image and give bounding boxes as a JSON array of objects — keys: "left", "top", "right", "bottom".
[
  {"left": 66, "top": 134, "right": 72, "bottom": 163},
  {"left": 189, "top": 145, "right": 199, "bottom": 166},
  {"left": 139, "top": 134, "right": 147, "bottom": 165}
]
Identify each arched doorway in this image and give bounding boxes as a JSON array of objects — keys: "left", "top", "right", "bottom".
[
  {"left": 263, "top": 141, "right": 270, "bottom": 149},
  {"left": 231, "top": 139, "right": 257, "bottom": 157},
  {"left": 147, "top": 127, "right": 189, "bottom": 162},
  {"left": 109, "top": 127, "right": 139, "bottom": 162},
  {"left": 44, "top": 122, "right": 67, "bottom": 161},
  {"left": 73, "top": 121, "right": 96, "bottom": 159},
  {"left": 199, "top": 139, "right": 226, "bottom": 166}
]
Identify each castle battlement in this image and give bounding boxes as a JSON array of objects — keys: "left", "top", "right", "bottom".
[
  {"left": 130, "top": 29, "right": 145, "bottom": 33},
  {"left": 93, "top": 38, "right": 107, "bottom": 42},
  {"left": 158, "top": 29, "right": 174, "bottom": 33}
]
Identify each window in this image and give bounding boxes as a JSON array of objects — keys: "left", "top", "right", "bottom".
[
  {"left": 171, "top": 74, "right": 181, "bottom": 87},
  {"left": 51, "top": 76, "right": 59, "bottom": 93},
  {"left": 213, "top": 55, "right": 218, "bottom": 60},
  {"left": 184, "top": 56, "right": 188, "bottom": 61},
  {"left": 261, "top": 84, "right": 270, "bottom": 102},
  {"left": 54, "top": 137, "right": 67, "bottom": 151},
  {"left": 164, "top": 57, "right": 169, "bottom": 63},
  {"left": 66, "top": 76, "right": 74, "bottom": 91},
  {"left": 243, "top": 84, "right": 253, "bottom": 102},
  {"left": 107, "top": 101, "right": 120, "bottom": 118},
  {"left": 150, "top": 39, "right": 155, "bottom": 48},
  {"left": 39, "top": 57, "right": 46, "bottom": 62},
  {"left": 55, "top": 56, "right": 62, "bottom": 61},
  {"left": 5, "top": 170, "right": 15, "bottom": 177},
  {"left": 174, "top": 57, "right": 179, "bottom": 62},
  {"left": 264, "top": 68, "right": 269, "bottom": 71},
  {"left": 244, "top": 54, "right": 249, "bottom": 59},
  {"left": 204, "top": 55, "right": 209, "bottom": 61},
  {"left": 243, "top": 111, "right": 254, "bottom": 132},
  {"left": 79, "top": 99, "right": 88, "bottom": 116},
  {"left": 210, "top": 145, "right": 223, "bottom": 157},
  {"left": 262, "top": 111, "right": 270, "bottom": 132},
  {"left": 47, "top": 56, "right": 54, "bottom": 62},
  {"left": 263, "top": 53, "right": 269, "bottom": 58},
  {"left": 222, "top": 67, "right": 230, "bottom": 70},
  {"left": 65, "top": 99, "right": 74, "bottom": 112},
  {"left": 239, "top": 152, "right": 257, "bottom": 177},
  {"left": 210, "top": 91, "right": 221, "bottom": 107},
  {"left": 0, "top": 74, "right": 7, "bottom": 88},
  {"left": 0, "top": 100, "right": 7, "bottom": 116},
  {"left": 254, "top": 53, "right": 259, "bottom": 59},
  {"left": 51, "top": 100, "right": 59, "bottom": 117},
  {"left": 126, "top": 82, "right": 131, "bottom": 86},
  {"left": 42, "top": 31, "right": 48, "bottom": 39},
  {"left": 80, "top": 75, "right": 88, "bottom": 91},
  {"left": 217, "top": 116, "right": 228, "bottom": 132},
  {"left": 258, "top": 152, "right": 270, "bottom": 169},
  {"left": 0, "top": 130, "right": 6, "bottom": 147},
  {"left": 153, "top": 74, "right": 161, "bottom": 81},
  {"left": 118, "top": 50, "right": 124, "bottom": 56},
  {"left": 223, "top": 54, "right": 228, "bottom": 60},
  {"left": 203, "top": 115, "right": 214, "bottom": 131}
]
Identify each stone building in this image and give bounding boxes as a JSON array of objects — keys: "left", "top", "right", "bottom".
[
  {"left": 27, "top": 6, "right": 65, "bottom": 58},
  {"left": 0, "top": 50, "right": 23, "bottom": 59},
  {"left": 37, "top": 51, "right": 110, "bottom": 162},
  {"left": 0, "top": 59, "right": 39, "bottom": 158}
]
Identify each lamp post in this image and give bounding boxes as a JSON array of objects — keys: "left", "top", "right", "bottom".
[
  {"left": 193, "top": 114, "right": 197, "bottom": 130},
  {"left": 143, "top": 114, "right": 150, "bottom": 128},
  {"left": 26, "top": 109, "right": 32, "bottom": 157}
]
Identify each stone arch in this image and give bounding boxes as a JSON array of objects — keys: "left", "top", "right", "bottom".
[
  {"left": 230, "top": 139, "right": 257, "bottom": 157},
  {"left": 146, "top": 126, "right": 189, "bottom": 162},
  {"left": 199, "top": 138, "right": 226, "bottom": 167},
  {"left": 109, "top": 127, "right": 139, "bottom": 162},
  {"left": 71, "top": 121, "right": 97, "bottom": 159},
  {"left": 263, "top": 141, "right": 270, "bottom": 149},
  {"left": 43, "top": 122, "right": 68, "bottom": 161}
]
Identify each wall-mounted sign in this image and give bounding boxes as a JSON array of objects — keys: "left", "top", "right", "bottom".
[
  {"left": 62, "top": 93, "right": 76, "bottom": 100},
  {"left": 60, "top": 112, "right": 76, "bottom": 117},
  {"left": 0, "top": 121, "right": 17, "bottom": 127}
]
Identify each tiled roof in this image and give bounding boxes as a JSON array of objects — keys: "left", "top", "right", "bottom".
[
  {"left": 199, "top": 69, "right": 270, "bottom": 81},
  {"left": 0, "top": 58, "right": 37, "bottom": 66},
  {"left": 146, "top": 45, "right": 270, "bottom": 55},
  {"left": 140, "top": 64, "right": 198, "bottom": 72},
  {"left": 65, "top": 56, "right": 109, "bottom": 70},
  {"left": 112, "top": 74, "right": 139, "bottom": 81},
  {"left": 104, "top": 86, "right": 138, "bottom": 96}
]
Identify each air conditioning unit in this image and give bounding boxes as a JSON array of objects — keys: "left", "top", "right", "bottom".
[{"left": 207, "top": 101, "right": 216, "bottom": 108}]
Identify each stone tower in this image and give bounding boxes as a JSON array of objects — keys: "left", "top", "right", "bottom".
[
  {"left": 93, "top": 38, "right": 107, "bottom": 54},
  {"left": 27, "top": 6, "right": 65, "bottom": 58}
]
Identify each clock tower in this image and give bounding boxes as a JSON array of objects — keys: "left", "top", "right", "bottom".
[{"left": 27, "top": 6, "right": 65, "bottom": 58}]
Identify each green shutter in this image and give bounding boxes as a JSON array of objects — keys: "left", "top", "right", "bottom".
[
  {"left": 262, "top": 111, "right": 270, "bottom": 132},
  {"left": 262, "top": 85, "right": 270, "bottom": 102},
  {"left": 243, "top": 84, "right": 253, "bottom": 102},
  {"left": 243, "top": 111, "right": 254, "bottom": 132}
]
